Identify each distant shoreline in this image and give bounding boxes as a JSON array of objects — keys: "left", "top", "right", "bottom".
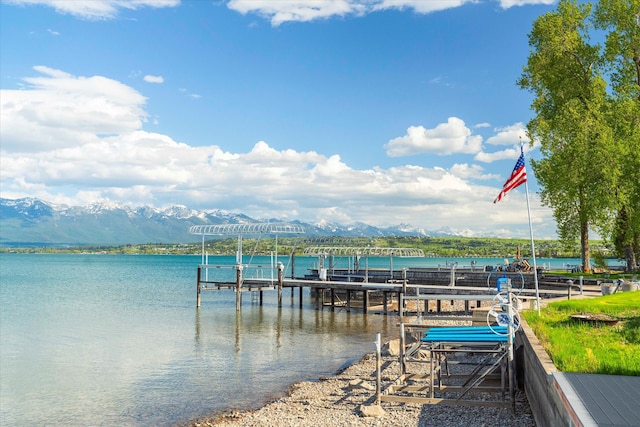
[{"left": 0, "top": 235, "right": 596, "bottom": 259}]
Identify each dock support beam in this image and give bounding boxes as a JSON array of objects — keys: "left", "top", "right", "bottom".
[
  {"left": 383, "top": 292, "right": 388, "bottom": 314},
  {"left": 196, "top": 266, "right": 201, "bottom": 308},
  {"left": 235, "top": 265, "right": 243, "bottom": 311}
]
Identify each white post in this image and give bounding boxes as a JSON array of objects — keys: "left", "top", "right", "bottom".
[
  {"left": 236, "top": 234, "right": 242, "bottom": 265},
  {"left": 579, "top": 275, "right": 584, "bottom": 295},
  {"left": 523, "top": 149, "right": 541, "bottom": 315},
  {"left": 449, "top": 263, "right": 456, "bottom": 287},
  {"left": 365, "top": 255, "right": 369, "bottom": 283},
  {"left": 201, "top": 233, "right": 205, "bottom": 265},
  {"left": 506, "top": 279, "right": 515, "bottom": 410},
  {"left": 375, "top": 332, "right": 381, "bottom": 406}
]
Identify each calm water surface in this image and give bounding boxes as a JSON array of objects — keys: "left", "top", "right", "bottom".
[
  {"left": 0, "top": 253, "right": 579, "bottom": 426},
  {"left": 1, "top": 254, "right": 396, "bottom": 426}
]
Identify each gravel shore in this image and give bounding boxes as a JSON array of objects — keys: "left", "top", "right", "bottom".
[{"left": 191, "top": 314, "right": 537, "bottom": 427}]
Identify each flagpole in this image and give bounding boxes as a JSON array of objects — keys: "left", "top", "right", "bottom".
[{"left": 522, "top": 147, "right": 541, "bottom": 315}]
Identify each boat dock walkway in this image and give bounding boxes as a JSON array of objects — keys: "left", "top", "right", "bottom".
[{"left": 195, "top": 262, "right": 603, "bottom": 315}]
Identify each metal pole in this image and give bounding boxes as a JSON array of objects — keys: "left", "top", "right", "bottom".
[
  {"left": 375, "top": 332, "right": 381, "bottom": 406},
  {"left": 236, "top": 234, "right": 242, "bottom": 265},
  {"left": 277, "top": 262, "right": 283, "bottom": 307},
  {"left": 196, "top": 266, "right": 201, "bottom": 308},
  {"left": 507, "top": 279, "right": 516, "bottom": 412},
  {"left": 522, "top": 145, "right": 541, "bottom": 315},
  {"left": 399, "top": 323, "right": 406, "bottom": 378},
  {"left": 365, "top": 255, "right": 369, "bottom": 283},
  {"left": 235, "top": 264, "right": 243, "bottom": 311}
]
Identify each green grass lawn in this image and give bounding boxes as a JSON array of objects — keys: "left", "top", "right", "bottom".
[{"left": 522, "top": 291, "right": 640, "bottom": 376}]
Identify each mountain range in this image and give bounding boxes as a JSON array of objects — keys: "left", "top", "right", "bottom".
[{"left": 0, "top": 198, "right": 473, "bottom": 247}]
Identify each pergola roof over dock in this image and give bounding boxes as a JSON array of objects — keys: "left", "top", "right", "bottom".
[
  {"left": 303, "top": 246, "right": 424, "bottom": 257},
  {"left": 189, "top": 223, "right": 305, "bottom": 236}
]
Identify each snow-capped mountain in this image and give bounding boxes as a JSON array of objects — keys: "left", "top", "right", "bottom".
[{"left": 0, "top": 197, "right": 452, "bottom": 247}]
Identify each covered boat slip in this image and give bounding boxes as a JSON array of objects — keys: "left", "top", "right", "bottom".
[{"left": 377, "top": 323, "right": 517, "bottom": 411}]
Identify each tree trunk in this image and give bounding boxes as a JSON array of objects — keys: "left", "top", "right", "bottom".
[
  {"left": 580, "top": 220, "right": 590, "bottom": 273},
  {"left": 624, "top": 243, "right": 636, "bottom": 272}
]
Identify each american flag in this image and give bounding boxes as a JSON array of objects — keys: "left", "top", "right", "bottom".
[{"left": 493, "top": 150, "right": 527, "bottom": 203}]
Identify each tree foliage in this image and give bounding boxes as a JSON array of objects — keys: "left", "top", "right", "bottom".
[
  {"left": 593, "top": 0, "right": 640, "bottom": 270},
  {"left": 519, "top": 0, "right": 640, "bottom": 272}
]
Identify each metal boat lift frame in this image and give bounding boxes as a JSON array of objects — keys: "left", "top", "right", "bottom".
[
  {"left": 189, "top": 223, "right": 306, "bottom": 309},
  {"left": 189, "top": 223, "right": 306, "bottom": 265}
]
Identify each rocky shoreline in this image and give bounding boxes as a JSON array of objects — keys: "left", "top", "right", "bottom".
[{"left": 191, "top": 327, "right": 537, "bottom": 426}]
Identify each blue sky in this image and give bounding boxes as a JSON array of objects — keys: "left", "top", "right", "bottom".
[{"left": 0, "top": 0, "right": 560, "bottom": 238}]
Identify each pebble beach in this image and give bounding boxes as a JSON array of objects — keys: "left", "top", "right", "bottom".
[
  {"left": 191, "top": 307, "right": 537, "bottom": 427},
  {"left": 191, "top": 350, "right": 536, "bottom": 427}
]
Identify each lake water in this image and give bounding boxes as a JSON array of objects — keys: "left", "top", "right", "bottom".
[{"left": 0, "top": 253, "right": 579, "bottom": 426}]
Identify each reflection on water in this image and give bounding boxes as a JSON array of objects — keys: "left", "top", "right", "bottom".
[{"left": 0, "top": 254, "right": 393, "bottom": 426}]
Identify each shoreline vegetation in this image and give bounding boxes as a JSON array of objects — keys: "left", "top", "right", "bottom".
[{"left": 0, "top": 236, "right": 610, "bottom": 260}]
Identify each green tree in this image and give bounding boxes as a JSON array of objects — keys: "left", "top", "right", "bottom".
[
  {"left": 593, "top": 0, "right": 640, "bottom": 271},
  {"left": 519, "top": 0, "right": 616, "bottom": 272}
]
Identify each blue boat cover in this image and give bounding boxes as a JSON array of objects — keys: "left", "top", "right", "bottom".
[{"left": 422, "top": 326, "right": 509, "bottom": 343}]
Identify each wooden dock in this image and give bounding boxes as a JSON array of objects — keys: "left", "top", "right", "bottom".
[
  {"left": 196, "top": 263, "right": 603, "bottom": 315},
  {"left": 189, "top": 225, "right": 603, "bottom": 316}
]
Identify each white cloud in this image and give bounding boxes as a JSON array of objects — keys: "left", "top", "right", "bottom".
[
  {"left": 474, "top": 122, "right": 540, "bottom": 163},
  {"left": 0, "top": 66, "right": 554, "bottom": 237},
  {"left": 225, "top": 0, "right": 555, "bottom": 27},
  {"left": 474, "top": 146, "right": 522, "bottom": 163},
  {"left": 227, "top": 0, "right": 364, "bottom": 26},
  {"left": 485, "top": 122, "right": 528, "bottom": 146},
  {"left": 0, "top": 66, "right": 147, "bottom": 152},
  {"left": 385, "top": 117, "right": 482, "bottom": 157},
  {"left": 449, "top": 163, "right": 497, "bottom": 180},
  {"left": 179, "top": 87, "right": 201, "bottom": 99},
  {"left": 6, "top": 0, "right": 557, "bottom": 25},
  {"left": 143, "top": 75, "right": 164, "bottom": 84},
  {"left": 227, "top": 0, "right": 478, "bottom": 26},
  {"left": 4, "top": 0, "right": 180, "bottom": 20},
  {"left": 373, "top": 0, "right": 475, "bottom": 14},
  {"left": 498, "top": 0, "right": 556, "bottom": 8}
]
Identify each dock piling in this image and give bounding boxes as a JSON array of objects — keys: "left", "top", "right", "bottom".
[
  {"left": 277, "top": 262, "right": 283, "bottom": 307},
  {"left": 235, "top": 265, "right": 243, "bottom": 311},
  {"left": 196, "top": 266, "right": 201, "bottom": 308}
]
